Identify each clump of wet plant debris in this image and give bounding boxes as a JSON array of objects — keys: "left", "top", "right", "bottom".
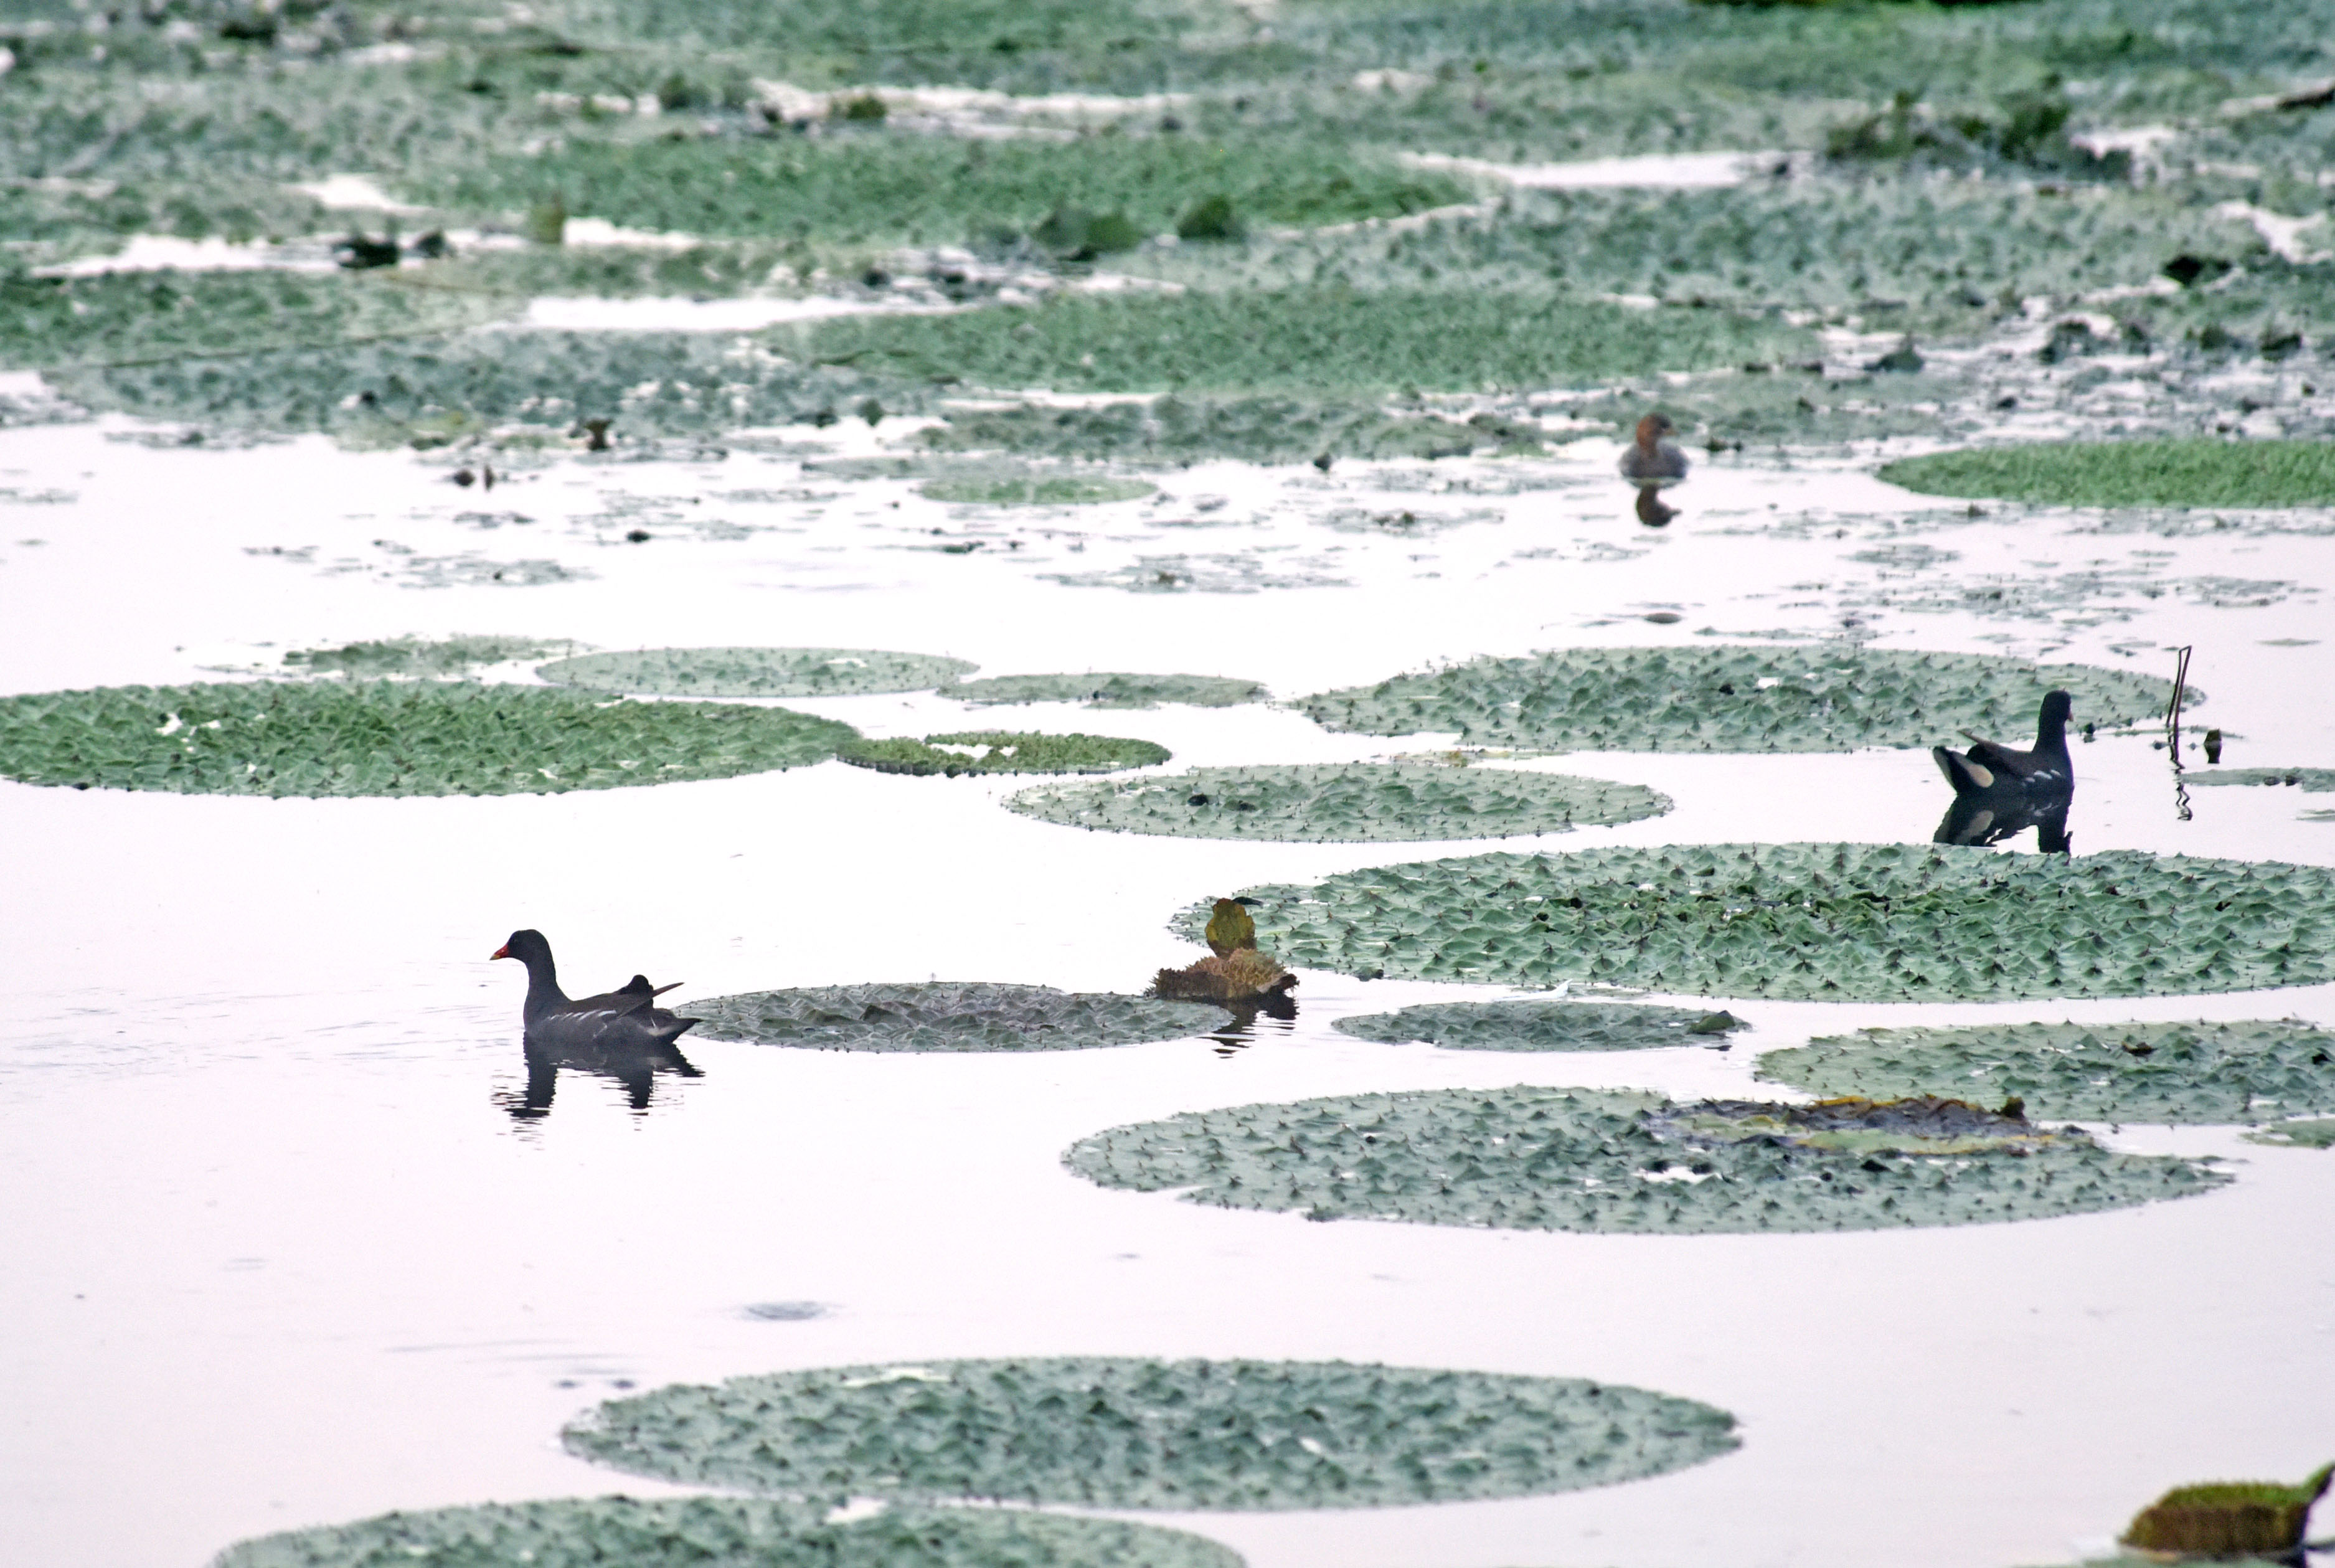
[{"left": 2120, "top": 1463, "right": 2332, "bottom": 1559}]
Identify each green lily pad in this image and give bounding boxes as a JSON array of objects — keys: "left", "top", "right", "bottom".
[
  {"left": 949, "top": 673, "right": 1268, "bottom": 709},
  {"left": 684, "top": 981, "right": 1222, "bottom": 1052},
  {"left": 283, "top": 634, "right": 576, "bottom": 678},
  {"left": 1335, "top": 999, "right": 1743, "bottom": 1051},
  {"left": 2243, "top": 1118, "right": 2335, "bottom": 1150},
  {"left": 1183, "top": 843, "right": 2335, "bottom": 1001},
  {"left": 2190, "top": 768, "right": 2335, "bottom": 791},
  {"left": 0, "top": 682, "right": 855, "bottom": 797},
  {"left": 564, "top": 1356, "right": 1740, "bottom": 1509},
  {"left": 539, "top": 647, "right": 976, "bottom": 699},
  {"left": 1879, "top": 440, "right": 2335, "bottom": 509},
  {"left": 1007, "top": 763, "right": 1670, "bottom": 843},
  {"left": 1757, "top": 1019, "right": 2335, "bottom": 1124},
  {"left": 1066, "top": 1087, "right": 2229, "bottom": 1234},
  {"left": 1296, "top": 646, "right": 2180, "bottom": 752},
  {"left": 212, "top": 1495, "right": 1242, "bottom": 1568},
  {"left": 840, "top": 731, "right": 1169, "bottom": 777},
  {"left": 922, "top": 475, "right": 1154, "bottom": 506}
]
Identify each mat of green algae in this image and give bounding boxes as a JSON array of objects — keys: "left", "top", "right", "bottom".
[
  {"left": 1067, "top": 1087, "right": 2229, "bottom": 1234},
  {"left": 948, "top": 672, "right": 1267, "bottom": 708},
  {"left": 0, "top": 268, "right": 514, "bottom": 373},
  {"left": 1181, "top": 843, "right": 2335, "bottom": 1001},
  {"left": 49, "top": 329, "right": 916, "bottom": 442},
  {"left": 1007, "top": 762, "right": 1670, "bottom": 842},
  {"left": 0, "top": 681, "right": 854, "bottom": 796},
  {"left": 539, "top": 647, "right": 976, "bottom": 698},
  {"left": 1757, "top": 1019, "right": 2335, "bottom": 1124},
  {"left": 798, "top": 287, "right": 1808, "bottom": 395},
  {"left": 1334, "top": 999, "right": 1744, "bottom": 1052},
  {"left": 1297, "top": 646, "right": 2179, "bottom": 753},
  {"left": 425, "top": 135, "right": 1468, "bottom": 247},
  {"left": 1881, "top": 442, "right": 2335, "bottom": 509},
  {"left": 213, "top": 1495, "right": 1243, "bottom": 1568},
  {"left": 839, "top": 730, "right": 1169, "bottom": 775},
  {"left": 921, "top": 397, "right": 1550, "bottom": 465},
  {"left": 685, "top": 981, "right": 1222, "bottom": 1051},
  {"left": 564, "top": 1356, "right": 1741, "bottom": 1508}
]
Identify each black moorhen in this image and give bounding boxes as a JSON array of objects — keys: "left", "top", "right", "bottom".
[
  {"left": 1932, "top": 691, "right": 2074, "bottom": 852},
  {"left": 490, "top": 930, "right": 699, "bottom": 1051}
]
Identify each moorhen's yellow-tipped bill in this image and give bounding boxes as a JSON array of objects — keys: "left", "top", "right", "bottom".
[{"left": 490, "top": 942, "right": 511, "bottom": 960}]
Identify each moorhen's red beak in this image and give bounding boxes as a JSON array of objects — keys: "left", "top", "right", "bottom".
[{"left": 490, "top": 943, "right": 511, "bottom": 960}]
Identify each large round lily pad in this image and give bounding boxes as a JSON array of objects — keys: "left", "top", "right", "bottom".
[
  {"left": 0, "top": 681, "right": 856, "bottom": 797},
  {"left": 1065, "top": 1087, "right": 2229, "bottom": 1234},
  {"left": 213, "top": 1495, "right": 1241, "bottom": 1568},
  {"left": 840, "top": 731, "right": 1169, "bottom": 777},
  {"left": 1877, "top": 440, "right": 2335, "bottom": 509},
  {"left": 950, "top": 673, "right": 1267, "bottom": 709},
  {"left": 564, "top": 1356, "right": 1740, "bottom": 1509},
  {"left": 1007, "top": 763, "right": 1670, "bottom": 842},
  {"left": 1296, "top": 646, "right": 2179, "bottom": 752},
  {"left": 1757, "top": 1019, "right": 2335, "bottom": 1124},
  {"left": 1335, "top": 999, "right": 1742, "bottom": 1051},
  {"left": 539, "top": 647, "right": 976, "bottom": 698},
  {"left": 685, "top": 981, "right": 1222, "bottom": 1052},
  {"left": 1190, "top": 843, "right": 2335, "bottom": 1001}
]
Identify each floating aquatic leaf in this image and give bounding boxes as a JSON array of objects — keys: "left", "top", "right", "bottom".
[
  {"left": 1009, "top": 763, "right": 1669, "bottom": 843},
  {"left": 2190, "top": 768, "right": 2335, "bottom": 792},
  {"left": 213, "top": 1495, "right": 1242, "bottom": 1568},
  {"left": 1181, "top": 843, "right": 2335, "bottom": 1001},
  {"left": 540, "top": 647, "right": 975, "bottom": 699},
  {"left": 686, "top": 981, "right": 1220, "bottom": 1052},
  {"left": 0, "top": 682, "right": 854, "bottom": 798},
  {"left": 921, "top": 475, "right": 1154, "bottom": 506},
  {"left": 1880, "top": 440, "right": 2335, "bottom": 509},
  {"left": 565, "top": 1356, "right": 1739, "bottom": 1509},
  {"left": 1298, "top": 646, "right": 2180, "bottom": 752},
  {"left": 840, "top": 730, "right": 1169, "bottom": 777},
  {"left": 282, "top": 634, "right": 576, "bottom": 679},
  {"left": 1067, "top": 1087, "right": 2228, "bottom": 1234},
  {"left": 2242, "top": 1118, "right": 2335, "bottom": 1150},
  {"left": 949, "top": 673, "right": 1267, "bottom": 709},
  {"left": 1758, "top": 1019, "right": 2335, "bottom": 1123},
  {"left": 1336, "top": 999, "right": 1743, "bottom": 1051}
]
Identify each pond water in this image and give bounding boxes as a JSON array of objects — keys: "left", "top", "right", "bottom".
[{"left": 2, "top": 401, "right": 2331, "bottom": 1568}]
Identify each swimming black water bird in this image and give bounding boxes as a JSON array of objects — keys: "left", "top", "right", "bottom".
[
  {"left": 491, "top": 929, "right": 699, "bottom": 1052},
  {"left": 1204, "top": 897, "right": 1260, "bottom": 958},
  {"left": 1619, "top": 412, "right": 1689, "bottom": 527},
  {"left": 1932, "top": 691, "right": 2074, "bottom": 852}
]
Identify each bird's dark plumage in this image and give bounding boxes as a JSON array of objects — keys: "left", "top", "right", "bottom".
[
  {"left": 491, "top": 930, "right": 699, "bottom": 1051},
  {"left": 1932, "top": 691, "right": 2074, "bottom": 852}
]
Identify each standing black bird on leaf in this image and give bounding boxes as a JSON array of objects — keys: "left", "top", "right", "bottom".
[{"left": 1932, "top": 691, "right": 2074, "bottom": 852}]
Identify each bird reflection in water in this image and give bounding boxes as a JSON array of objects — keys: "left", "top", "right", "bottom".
[
  {"left": 1931, "top": 690, "right": 2074, "bottom": 853},
  {"left": 1207, "top": 990, "right": 1299, "bottom": 1058},
  {"left": 496, "top": 1031, "right": 704, "bottom": 1120}
]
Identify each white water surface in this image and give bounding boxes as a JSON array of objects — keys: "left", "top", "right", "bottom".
[{"left": 1, "top": 410, "right": 2332, "bottom": 1568}]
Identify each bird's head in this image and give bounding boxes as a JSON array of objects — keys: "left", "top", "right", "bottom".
[
  {"left": 1634, "top": 412, "right": 1675, "bottom": 447},
  {"left": 2040, "top": 690, "right": 2073, "bottom": 725},
  {"left": 491, "top": 928, "right": 549, "bottom": 964}
]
